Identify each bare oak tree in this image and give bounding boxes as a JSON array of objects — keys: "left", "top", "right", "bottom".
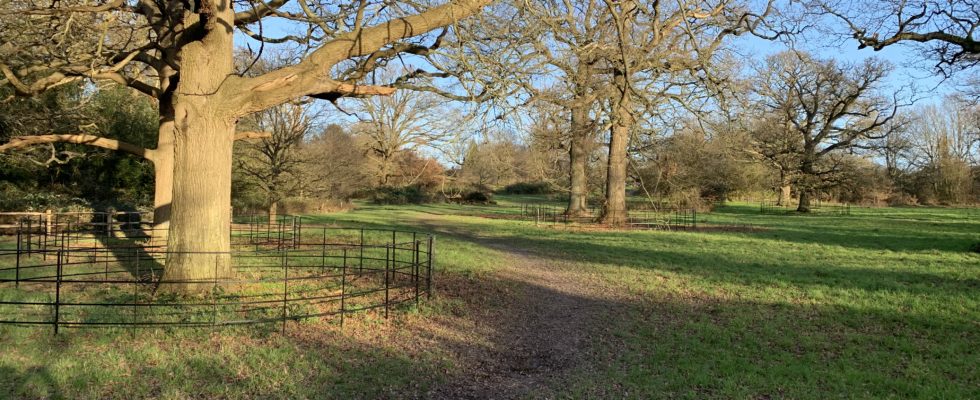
[
  {"left": 751, "top": 50, "right": 903, "bottom": 212},
  {"left": 235, "top": 101, "right": 318, "bottom": 223},
  {"left": 597, "top": 0, "right": 777, "bottom": 225},
  {"left": 350, "top": 86, "right": 451, "bottom": 186},
  {"left": 0, "top": 0, "right": 493, "bottom": 291}
]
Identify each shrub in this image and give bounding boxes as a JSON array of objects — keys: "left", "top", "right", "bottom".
[
  {"left": 501, "top": 181, "right": 552, "bottom": 195},
  {"left": 887, "top": 192, "right": 918, "bottom": 207},
  {"left": 370, "top": 185, "right": 438, "bottom": 205},
  {"left": 462, "top": 190, "right": 495, "bottom": 204}
]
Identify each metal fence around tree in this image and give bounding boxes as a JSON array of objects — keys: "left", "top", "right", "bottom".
[
  {"left": 0, "top": 213, "right": 434, "bottom": 334},
  {"left": 518, "top": 203, "right": 697, "bottom": 229},
  {"left": 759, "top": 199, "right": 851, "bottom": 216}
]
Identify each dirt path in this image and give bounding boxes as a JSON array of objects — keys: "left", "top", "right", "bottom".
[{"left": 415, "top": 217, "right": 629, "bottom": 399}]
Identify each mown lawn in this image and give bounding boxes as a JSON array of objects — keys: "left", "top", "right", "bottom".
[{"left": 1, "top": 198, "right": 977, "bottom": 398}]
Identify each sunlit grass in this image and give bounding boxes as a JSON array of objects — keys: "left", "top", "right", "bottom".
[{"left": 0, "top": 198, "right": 977, "bottom": 398}]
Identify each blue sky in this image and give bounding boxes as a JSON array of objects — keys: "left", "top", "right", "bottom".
[{"left": 734, "top": 33, "right": 957, "bottom": 106}]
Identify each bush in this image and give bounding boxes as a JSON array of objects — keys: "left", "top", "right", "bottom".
[
  {"left": 462, "top": 190, "right": 495, "bottom": 205},
  {"left": 370, "top": 185, "right": 439, "bottom": 205},
  {"left": 887, "top": 192, "right": 919, "bottom": 207},
  {"left": 500, "top": 181, "right": 552, "bottom": 195}
]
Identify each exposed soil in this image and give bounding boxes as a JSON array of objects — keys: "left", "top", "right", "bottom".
[{"left": 415, "top": 217, "right": 631, "bottom": 398}]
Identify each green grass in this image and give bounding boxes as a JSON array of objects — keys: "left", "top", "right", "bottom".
[{"left": 1, "top": 197, "right": 978, "bottom": 398}]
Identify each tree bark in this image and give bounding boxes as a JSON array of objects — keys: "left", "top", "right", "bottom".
[
  {"left": 566, "top": 104, "right": 592, "bottom": 217},
  {"left": 797, "top": 189, "right": 811, "bottom": 213},
  {"left": 267, "top": 201, "right": 278, "bottom": 225},
  {"left": 778, "top": 184, "right": 792, "bottom": 207},
  {"left": 161, "top": 103, "right": 236, "bottom": 291},
  {"left": 797, "top": 157, "right": 814, "bottom": 212},
  {"left": 149, "top": 113, "right": 175, "bottom": 246},
  {"left": 602, "top": 71, "right": 631, "bottom": 226},
  {"left": 160, "top": 4, "right": 237, "bottom": 292}
]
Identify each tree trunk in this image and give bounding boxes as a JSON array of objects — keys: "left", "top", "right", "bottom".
[
  {"left": 267, "top": 201, "right": 278, "bottom": 225},
  {"left": 797, "top": 189, "right": 811, "bottom": 213},
  {"left": 602, "top": 71, "right": 631, "bottom": 226},
  {"left": 161, "top": 104, "right": 235, "bottom": 292},
  {"left": 797, "top": 156, "right": 815, "bottom": 212},
  {"left": 778, "top": 184, "right": 792, "bottom": 207},
  {"left": 149, "top": 119, "right": 174, "bottom": 246},
  {"left": 160, "top": 4, "right": 236, "bottom": 293},
  {"left": 566, "top": 104, "right": 591, "bottom": 217}
]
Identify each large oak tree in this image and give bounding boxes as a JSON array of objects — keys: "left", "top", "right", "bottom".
[{"left": 0, "top": 0, "right": 493, "bottom": 291}]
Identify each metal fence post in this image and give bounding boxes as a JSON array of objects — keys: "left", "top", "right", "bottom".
[
  {"left": 320, "top": 227, "right": 327, "bottom": 275},
  {"left": 340, "top": 247, "right": 347, "bottom": 328},
  {"left": 384, "top": 244, "right": 390, "bottom": 320},
  {"left": 414, "top": 240, "right": 420, "bottom": 308},
  {"left": 359, "top": 228, "right": 364, "bottom": 272},
  {"left": 133, "top": 247, "right": 140, "bottom": 337},
  {"left": 15, "top": 228, "right": 21, "bottom": 288},
  {"left": 426, "top": 236, "right": 434, "bottom": 299},
  {"left": 26, "top": 218, "right": 32, "bottom": 254},
  {"left": 54, "top": 250, "right": 63, "bottom": 335},
  {"left": 281, "top": 249, "right": 289, "bottom": 335}
]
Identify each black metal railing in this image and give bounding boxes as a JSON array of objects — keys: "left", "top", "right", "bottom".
[
  {"left": 0, "top": 214, "right": 434, "bottom": 334},
  {"left": 518, "top": 203, "right": 697, "bottom": 229}
]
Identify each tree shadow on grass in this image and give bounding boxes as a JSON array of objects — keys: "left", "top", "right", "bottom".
[
  {"left": 0, "top": 365, "right": 62, "bottom": 399},
  {"left": 1, "top": 262, "right": 976, "bottom": 398},
  {"left": 711, "top": 205, "right": 980, "bottom": 253},
  {"left": 420, "top": 217, "right": 979, "bottom": 302}
]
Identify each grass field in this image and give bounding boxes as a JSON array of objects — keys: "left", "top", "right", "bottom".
[{"left": 1, "top": 197, "right": 978, "bottom": 398}]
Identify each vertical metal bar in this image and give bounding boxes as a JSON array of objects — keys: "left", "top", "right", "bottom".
[
  {"left": 427, "top": 236, "right": 434, "bottom": 298},
  {"left": 26, "top": 218, "right": 32, "bottom": 254},
  {"left": 296, "top": 217, "right": 302, "bottom": 248},
  {"left": 43, "top": 210, "right": 50, "bottom": 257},
  {"left": 133, "top": 247, "right": 140, "bottom": 334},
  {"left": 277, "top": 219, "right": 283, "bottom": 251},
  {"left": 384, "top": 244, "right": 390, "bottom": 319},
  {"left": 340, "top": 247, "right": 347, "bottom": 328},
  {"left": 281, "top": 249, "right": 289, "bottom": 335},
  {"left": 391, "top": 230, "right": 397, "bottom": 282},
  {"left": 320, "top": 227, "right": 327, "bottom": 274},
  {"left": 54, "top": 250, "right": 62, "bottom": 335},
  {"left": 212, "top": 255, "right": 219, "bottom": 329},
  {"left": 15, "top": 228, "right": 21, "bottom": 288},
  {"left": 414, "top": 240, "right": 420, "bottom": 308},
  {"left": 359, "top": 228, "right": 364, "bottom": 272}
]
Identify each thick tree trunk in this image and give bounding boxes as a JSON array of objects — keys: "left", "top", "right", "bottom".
[
  {"left": 149, "top": 120, "right": 174, "bottom": 246},
  {"left": 602, "top": 72, "right": 631, "bottom": 226},
  {"left": 778, "top": 184, "right": 792, "bottom": 207},
  {"left": 160, "top": 4, "right": 237, "bottom": 293},
  {"left": 566, "top": 105, "right": 591, "bottom": 217},
  {"left": 267, "top": 201, "right": 278, "bottom": 225},
  {"left": 161, "top": 105, "right": 235, "bottom": 291},
  {"left": 603, "top": 123, "right": 629, "bottom": 226},
  {"left": 797, "top": 190, "right": 811, "bottom": 213},
  {"left": 797, "top": 157, "right": 814, "bottom": 213}
]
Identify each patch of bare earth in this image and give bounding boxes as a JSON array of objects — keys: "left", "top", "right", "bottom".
[
  {"left": 418, "top": 219, "right": 632, "bottom": 398},
  {"left": 288, "top": 216, "right": 635, "bottom": 398}
]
